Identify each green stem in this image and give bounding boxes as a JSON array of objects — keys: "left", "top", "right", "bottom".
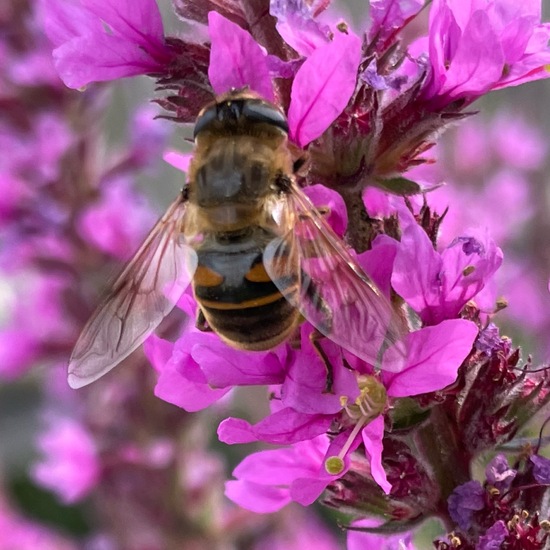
[{"left": 415, "top": 405, "right": 473, "bottom": 528}]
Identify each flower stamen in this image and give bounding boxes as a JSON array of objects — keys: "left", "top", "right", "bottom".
[{"left": 325, "top": 376, "right": 387, "bottom": 476}]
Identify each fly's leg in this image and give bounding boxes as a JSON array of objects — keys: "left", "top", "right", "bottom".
[
  {"left": 304, "top": 279, "right": 335, "bottom": 393},
  {"left": 195, "top": 309, "right": 211, "bottom": 332},
  {"left": 303, "top": 275, "right": 333, "bottom": 334},
  {"left": 310, "top": 329, "right": 336, "bottom": 394},
  {"left": 298, "top": 206, "right": 330, "bottom": 219}
]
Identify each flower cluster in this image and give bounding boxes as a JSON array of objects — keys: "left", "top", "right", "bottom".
[
  {"left": 415, "top": 109, "right": 550, "bottom": 364},
  {"left": 2, "top": 0, "right": 550, "bottom": 548}
]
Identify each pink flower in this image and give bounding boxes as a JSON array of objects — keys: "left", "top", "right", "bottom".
[
  {"left": 42, "top": 0, "right": 175, "bottom": 88},
  {"left": 224, "top": 434, "right": 358, "bottom": 511},
  {"left": 31, "top": 416, "right": 100, "bottom": 503},
  {"left": 422, "top": 0, "right": 550, "bottom": 105},
  {"left": 220, "top": 318, "right": 477, "bottom": 497},
  {"left": 392, "top": 205, "right": 503, "bottom": 325},
  {"left": 77, "top": 177, "right": 155, "bottom": 260},
  {"left": 0, "top": 274, "right": 76, "bottom": 380}
]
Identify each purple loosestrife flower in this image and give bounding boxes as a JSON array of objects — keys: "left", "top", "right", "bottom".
[
  {"left": 392, "top": 204, "right": 503, "bottom": 325},
  {"left": 77, "top": 176, "right": 155, "bottom": 260},
  {"left": 42, "top": 0, "right": 176, "bottom": 88},
  {"left": 31, "top": 415, "right": 100, "bottom": 503},
  {"left": 220, "top": 317, "right": 476, "bottom": 503},
  {"left": 485, "top": 454, "right": 517, "bottom": 493},
  {"left": 448, "top": 480, "right": 486, "bottom": 531},
  {"left": 418, "top": 109, "right": 550, "bottom": 362},
  {"left": 530, "top": 454, "right": 550, "bottom": 485},
  {"left": 421, "top": 0, "right": 550, "bottom": 106},
  {"left": 476, "top": 521, "right": 508, "bottom": 550},
  {"left": 434, "top": 447, "right": 550, "bottom": 548}
]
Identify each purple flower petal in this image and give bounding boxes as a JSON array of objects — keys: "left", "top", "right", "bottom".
[
  {"left": 438, "top": 11, "right": 504, "bottom": 100},
  {"left": 281, "top": 328, "right": 358, "bottom": 415},
  {"left": 476, "top": 520, "right": 508, "bottom": 550},
  {"left": 383, "top": 319, "right": 478, "bottom": 397},
  {"left": 391, "top": 206, "right": 444, "bottom": 322},
  {"left": 530, "top": 454, "right": 550, "bottom": 485},
  {"left": 41, "top": 0, "right": 103, "bottom": 46},
  {"left": 81, "top": 0, "right": 165, "bottom": 45},
  {"left": 53, "top": 32, "right": 167, "bottom": 89},
  {"left": 392, "top": 206, "right": 502, "bottom": 324},
  {"left": 143, "top": 334, "right": 174, "bottom": 374},
  {"left": 362, "top": 416, "right": 391, "bottom": 494},
  {"left": 225, "top": 436, "right": 331, "bottom": 510},
  {"left": 233, "top": 439, "right": 329, "bottom": 485},
  {"left": 369, "top": 0, "right": 424, "bottom": 44},
  {"left": 288, "top": 31, "right": 362, "bottom": 147},
  {"left": 303, "top": 184, "right": 348, "bottom": 238},
  {"left": 440, "top": 233, "right": 503, "bottom": 315},
  {"left": 360, "top": 59, "right": 389, "bottom": 90},
  {"left": 485, "top": 454, "right": 516, "bottom": 492},
  {"left": 362, "top": 186, "right": 397, "bottom": 218},
  {"left": 207, "top": 11, "right": 274, "bottom": 100},
  {"left": 475, "top": 323, "right": 501, "bottom": 354},
  {"left": 448, "top": 480, "right": 485, "bottom": 531},
  {"left": 43, "top": 0, "right": 172, "bottom": 88},
  {"left": 270, "top": 0, "right": 331, "bottom": 56},
  {"left": 356, "top": 235, "right": 399, "bottom": 299},
  {"left": 192, "top": 341, "right": 287, "bottom": 387},
  {"left": 163, "top": 150, "right": 193, "bottom": 173},
  {"left": 225, "top": 479, "right": 292, "bottom": 513},
  {"left": 217, "top": 408, "right": 332, "bottom": 445},
  {"left": 153, "top": 332, "right": 231, "bottom": 411}
]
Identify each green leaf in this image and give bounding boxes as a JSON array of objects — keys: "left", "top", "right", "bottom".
[
  {"left": 373, "top": 177, "right": 422, "bottom": 196},
  {"left": 8, "top": 475, "right": 91, "bottom": 537}
]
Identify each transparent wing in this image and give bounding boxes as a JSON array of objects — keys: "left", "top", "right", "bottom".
[
  {"left": 68, "top": 194, "right": 198, "bottom": 389},
  {"left": 263, "top": 183, "right": 407, "bottom": 372}
]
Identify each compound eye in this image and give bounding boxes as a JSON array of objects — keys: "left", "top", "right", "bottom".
[
  {"left": 193, "top": 106, "right": 217, "bottom": 139},
  {"left": 242, "top": 101, "right": 288, "bottom": 134}
]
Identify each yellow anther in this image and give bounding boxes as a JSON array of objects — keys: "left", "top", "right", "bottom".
[{"left": 325, "top": 456, "right": 345, "bottom": 475}]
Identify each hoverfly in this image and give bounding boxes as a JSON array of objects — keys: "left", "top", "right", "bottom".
[{"left": 68, "top": 89, "right": 405, "bottom": 389}]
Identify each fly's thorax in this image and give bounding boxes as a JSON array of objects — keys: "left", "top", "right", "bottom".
[{"left": 188, "top": 134, "right": 292, "bottom": 206}]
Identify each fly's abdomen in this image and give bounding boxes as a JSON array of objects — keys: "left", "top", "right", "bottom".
[{"left": 193, "top": 230, "right": 299, "bottom": 350}]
